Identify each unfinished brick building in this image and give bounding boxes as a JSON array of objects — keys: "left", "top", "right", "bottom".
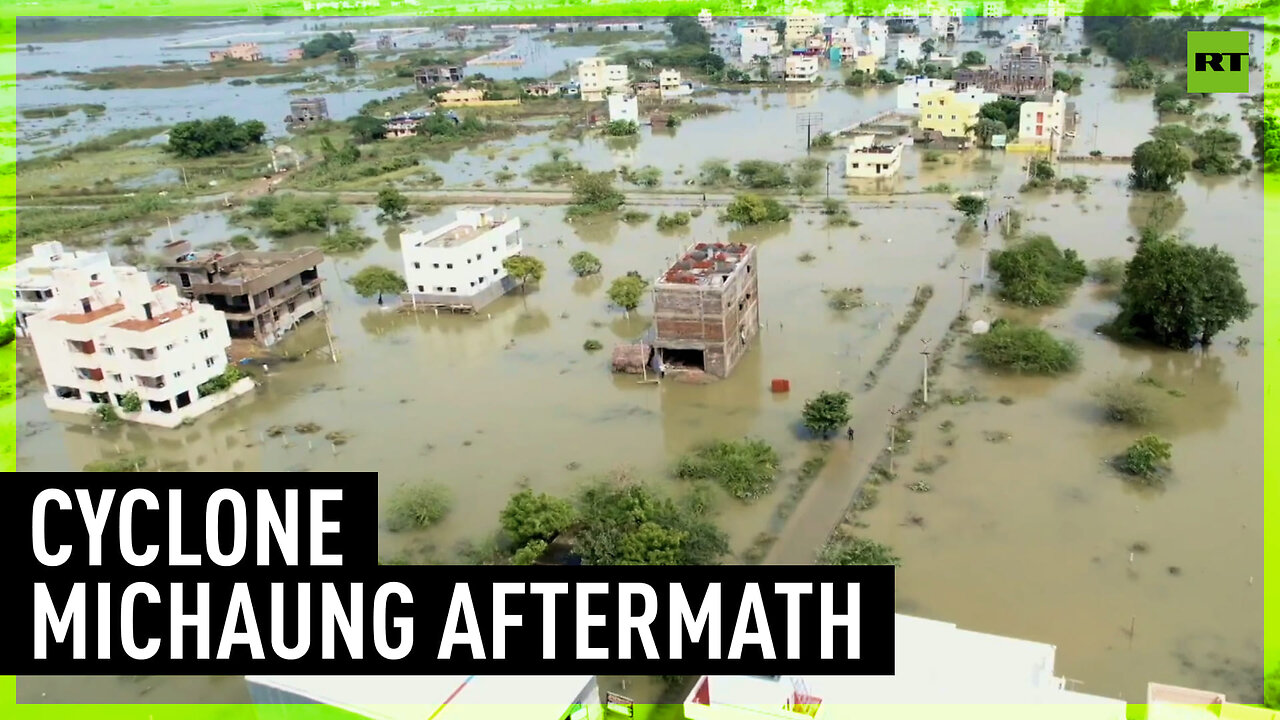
[{"left": 653, "top": 242, "right": 759, "bottom": 379}]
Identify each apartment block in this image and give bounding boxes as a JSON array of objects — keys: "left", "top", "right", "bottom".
[
  {"left": 156, "top": 241, "right": 325, "bottom": 347},
  {"left": 653, "top": 242, "right": 759, "bottom": 379},
  {"left": 785, "top": 55, "right": 821, "bottom": 82},
  {"left": 896, "top": 75, "right": 955, "bottom": 113},
  {"left": 401, "top": 207, "right": 524, "bottom": 311},
  {"left": 27, "top": 265, "right": 245, "bottom": 428},
  {"left": 577, "top": 57, "right": 630, "bottom": 101},
  {"left": 918, "top": 88, "right": 983, "bottom": 138},
  {"left": 1013, "top": 89, "right": 1069, "bottom": 153},
  {"left": 784, "top": 11, "right": 823, "bottom": 48},
  {"left": 414, "top": 65, "right": 464, "bottom": 89},
  {"left": 3, "top": 241, "right": 113, "bottom": 337}
]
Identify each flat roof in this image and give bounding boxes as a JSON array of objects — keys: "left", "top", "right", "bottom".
[
  {"left": 163, "top": 249, "right": 322, "bottom": 287},
  {"left": 246, "top": 675, "right": 594, "bottom": 720},
  {"left": 659, "top": 242, "right": 752, "bottom": 287}
]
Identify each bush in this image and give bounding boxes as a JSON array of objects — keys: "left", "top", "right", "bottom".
[
  {"left": 825, "top": 287, "right": 864, "bottom": 311},
  {"left": 988, "top": 234, "right": 1087, "bottom": 307},
  {"left": 819, "top": 537, "right": 901, "bottom": 566},
  {"left": 197, "top": 366, "right": 246, "bottom": 397},
  {"left": 969, "top": 319, "right": 1080, "bottom": 375},
  {"left": 573, "top": 481, "right": 728, "bottom": 565},
  {"left": 621, "top": 210, "right": 651, "bottom": 223},
  {"left": 1114, "top": 435, "right": 1172, "bottom": 482},
  {"left": 1091, "top": 257, "right": 1126, "bottom": 285},
  {"left": 385, "top": 483, "right": 452, "bottom": 532},
  {"left": 1097, "top": 382, "right": 1161, "bottom": 426},
  {"left": 735, "top": 159, "right": 791, "bottom": 188},
  {"left": 319, "top": 227, "right": 376, "bottom": 254},
  {"left": 569, "top": 251, "right": 602, "bottom": 277},
  {"left": 500, "top": 489, "right": 576, "bottom": 545},
  {"left": 583, "top": 339, "right": 603, "bottom": 352},
  {"left": 511, "top": 540, "right": 548, "bottom": 565},
  {"left": 94, "top": 404, "right": 119, "bottom": 424},
  {"left": 656, "top": 211, "right": 692, "bottom": 230},
  {"left": 120, "top": 391, "right": 142, "bottom": 413},
  {"left": 674, "top": 438, "right": 781, "bottom": 501}
]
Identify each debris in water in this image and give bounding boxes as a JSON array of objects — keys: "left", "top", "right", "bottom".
[
  {"left": 324, "top": 431, "right": 351, "bottom": 446},
  {"left": 294, "top": 422, "right": 322, "bottom": 434},
  {"left": 566, "top": 461, "right": 581, "bottom": 471},
  {"left": 1167, "top": 566, "right": 1182, "bottom": 576},
  {"left": 265, "top": 425, "right": 286, "bottom": 437}
]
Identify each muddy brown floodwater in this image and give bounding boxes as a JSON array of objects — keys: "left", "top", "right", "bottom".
[{"left": 15, "top": 13, "right": 1268, "bottom": 711}]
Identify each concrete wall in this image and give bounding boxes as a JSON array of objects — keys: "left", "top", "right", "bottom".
[{"left": 653, "top": 248, "right": 759, "bottom": 378}]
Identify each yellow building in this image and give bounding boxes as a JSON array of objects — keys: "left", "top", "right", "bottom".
[
  {"left": 918, "top": 89, "right": 982, "bottom": 139},
  {"left": 849, "top": 51, "right": 878, "bottom": 73}
]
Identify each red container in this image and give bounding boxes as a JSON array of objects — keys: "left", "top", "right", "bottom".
[{"left": 771, "top": 379, "right": 791, "bottom": 393}]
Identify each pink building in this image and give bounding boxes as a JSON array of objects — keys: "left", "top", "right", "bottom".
[
  {"left": 285, "top": 48, "right": 305, "bottom": 61},
  {"left": 210, "top": 42, "right": 264, "bottom": 62}
]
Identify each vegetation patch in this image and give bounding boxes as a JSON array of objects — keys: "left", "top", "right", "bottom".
[
  {"left": 819, "top": 537, "right": 901, "bottom": 566},
  {"left": 1097, "top": 380, "right": 1165, "bottom": 426},
  {"left": 500, "top": 488, "right": 576, "bottom": 546},
  {"left": 723, "top": 194, "right": 789, "bottom": 226},
  {"left": 968, "top": 319, "right": 1080, "bottom": 375},
  {"left": 573, "top": 480, "right": 729, "bottom": 565},
  {"left": 825, "top": 286, "right": 865, "bottom": 311},
  {"left": 385, "top": 483, "right": 452, "bottom": 532},
  {"left": 1112, "top": 434, "right": 1173, "bottom": 484},
  {"left": 989, "top": 234, "right": 1087, "bottom": 307},
  {"left": 657, "top": 211, "right": 692, "bottom": 230},
  {"left": 674, "top": 438, "right": 781, "bottom": 501}
]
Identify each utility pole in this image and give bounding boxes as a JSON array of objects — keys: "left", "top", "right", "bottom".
[
  {"left": 888, "top": 405, "right": 902, "bottom": 474},
  {"left": 979, "top": 242, "right": 988, "bottom": 288},
  {"left": 920, "top": 338, "right": 932, "bottom": 404},
  {"left": 181, "top": 166, "right": 189, "bottom": 190},
  {"left": 959, "top": 263, "right": 970, "bottom": 313},
  {"left": 825, "top": 163, "right": 831, "bottom": 197}
]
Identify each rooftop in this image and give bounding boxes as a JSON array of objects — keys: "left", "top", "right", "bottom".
[
  {"left": 659, "top": 242, "right": 752, "bottom": 286},
  {"left": 162, "top": 245, "right": 322, "bottom": 288},
  {"left": 408, "top": 209, "right": 516, "bottom": 249},
  {"left": 112, "top": 304, "right": 195, "bottom": 332},
  {"left": 52, "top": 303, "right": 125, "bottom": 325}
]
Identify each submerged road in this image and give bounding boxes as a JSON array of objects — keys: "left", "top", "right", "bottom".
[{"left": 764, "top": 254, "right": 976, "bottom": 565}]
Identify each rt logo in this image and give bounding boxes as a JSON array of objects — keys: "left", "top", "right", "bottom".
[{"left": 1187, "top": 31, "right": 1250, "bottom": 93}]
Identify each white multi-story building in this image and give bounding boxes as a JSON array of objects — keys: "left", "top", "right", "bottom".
[
  {"left": 3, "top": 241, "right": 113, "bottom": 337},
  {"left": 1011, "top": 23, "right": 1041, "bottom": 50},
  {"left": 784, "top": 55, "right": 820, "bottom": 82},
  {"left": 684, "top": 615, "right": 1128, "bottom": 718},
  {"left": 738, "top": 24, "right": 780, "bottom": 63},
  {"left": 896, "top": 35, "right": 925, "bottom": 64},
  {"left": 865, "top": 19, "right": 888, "bottom": 57},
  {"left": 1017, "top": 90, "right": 1068, "bottom": 152},
  {"left": 897, "top": 76, "right": 954, "bottom": 112},
  {"left": 576, "top": 57, "right": 629, "bottom": 101},
  {"left": 830, "top": 27, "right": 859, "bottom": 55},
  {"left": 784, "top": 11, "right": 823, "bottom": 47},
  {"left": 697, "top": 8, "right": 714, "bottom": 31},
  {"left": 401, "top": 207, "right": 524, "bottom": 311},
  {"left": 607, "top": 93, "right": 639, "bottom": 123},
  {"left": 27, "top": 264, "right": 246, "bottom": 428},
  {"left": 956, "top": 86, "right": 1000, "bottom": 106},
  {"left": 845, "top": 134, "right": 904, "bottom": 178}
]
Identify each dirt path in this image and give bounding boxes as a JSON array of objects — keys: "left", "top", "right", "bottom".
[{"left": 763, "top": 258, "right": 973, "bottom": 565}]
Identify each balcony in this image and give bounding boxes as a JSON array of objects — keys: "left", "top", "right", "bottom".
[
  {"left": 75, "top": 367, "right": 105, "bottom": 382},
  {"left": 135, "top": 375, "right": 166, "bottom": 389},
  {"left": 67, "top": 339, "right": 96, "bottom": 355},
  {"left": 127, "top": 347, "right": 158, "bottom": 361}
]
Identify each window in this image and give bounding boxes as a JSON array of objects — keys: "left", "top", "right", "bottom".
[
  {"left": 413, "top": 262, "right": 421, "bottom": 269},
  {"left": 104, "top": 346, "right": 115, "bottom": 356},
  {"left": 417, "top": 285, "right": 425, "bottom": 292},
  {"left": 491, "top": 246, "right": 497, "bottom": 252},
  {"left": 476, "top": 253, "right": 482, "bottom": 260},
  {"left": 165, "top": 344, "right": 175, "bottom": 351},
  {"left": 174, "top": 370, "right": 182, "bottom": 378},
  {"left": 478, "top": 277, "right": 485, "bottom": 285},
  {"left": 199, "top": 329, "right": 209, "bottom": 340},
  {"left": 469, "top": 281, "right": 475, "bottom": 287},
  {"left": 111, "top": 373, "right": 123, "bottom": 383},
  {"left": 493, "top": 268, "right": 499, "bottom": 275},
  {"left": 206, "top": 357, "right": 216, "bottom": 368},
  {"left": 448, "top": 287, "right": 457, "bottom": 293},
  {"left": 466, "top": 258, "right": 471, "bottom": 264},
  {"left": 432, "top": 263, "right": 440, "bottom": 269},
  {"left": 435, "top": 286, "right": 444, "bottom": 292}
]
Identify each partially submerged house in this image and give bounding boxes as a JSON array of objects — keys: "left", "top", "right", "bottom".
[
  {"left": 652, "top": 242, "right": 759, "bottom": 379},
  {"left": 210, "top": 42, "right": 263, "bottom": 62},
  {"left": 156, "top": 241, "right": 326, "bottom": 347},
  {"left": 577, "top": 57, "right": 630, "bottom": 101},
  {"left": 952, "top": 44, "right": 1052, "bottom": 98},
  {"left": 4, "top": 241, "right": 113, "bottom": 337},
  {"left": 400, "top": 207, "right": 524, "bottom": 312},
  {"left": 285, "top": 97, "right": 328, "bottom": 127},
  {"left": 845, "top": 134, "right": 903, "bottom": 178},
  {"left": 414, "top": 65, "right": 464, "bottom": 89}
]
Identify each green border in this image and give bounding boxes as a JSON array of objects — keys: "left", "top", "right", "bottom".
[{"left": 2, "top": 0, "right": 1275, "bottom": 717}]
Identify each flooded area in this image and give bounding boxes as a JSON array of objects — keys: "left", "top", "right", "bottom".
[{"left": 14, "top": 12, "right": 1269, "bottom": 710}]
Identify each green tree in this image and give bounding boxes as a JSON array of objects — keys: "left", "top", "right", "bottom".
[
  {"left": 1053, "top": 71, "right": 1083, "bottom": 92},
  {"left": 723, "top": 194, "right": 790, "bottom": 226},
  {"left": 988, "top": 234, "right": 1087, "bottom": 307},
  {"left": 375, "top": 187, "right": 409, "bottom": 221},
  {"left": 511, "top": 540, "right": 548, "bottom": 565},
  {"left": 978, "top": 99, "right": 1023, "bottom": 131},
  {"left": 961, "top": 50, "right": 986, "bottom": 66},
  {"left": 1114, "top": 434, "right": 1172, "bottom": 482},
  {"left": 802, "top": 390, "right": 851, "bottom": 439},
  {"left": 569, "top": 171, "right": 625, "bottom": 215},
  {"left": 952, "top": 194, "right": 987, "bottom": 219},
  {"left": 500, "top": 489, "right": 576, "bottom": 546},
  {"left": 300, "top": 31, "right": 356, "bottom": 59},
  {"left": 1265, "top": 664, "right": 1280, "bottom": 709},
  {"left": 1108, "top": 234, "right": 1253, "bottom": 349},
  {"left": 819, "top": 537, "right": 901, "bottom": 566},
  {"left": 607, "top": 275, "right": 649, "bottom": 315},
  {"left": 605, "top": 119, "right": 639, "bottom": 136},
  {"left": 335, "top": 48, "right": 357, "bottom": 67},
  {"left": 569, "top": 251, "right": 602, "bottom": 277},
  {"left": 971, "top": 118, "right": 1007, "bottom": 148},
  {"left": 573, "top": 482, "right": 728, "bottom": 566},
  {"left": 120, "top": 391, "right": 142, "bottom": 413},
  {"left": 735, "top": 159, "right": 791, "bottom": 188},
  {"left": 167, "top": 116, "right": 267, "bottom": 158},
  {"left": 348, "top": 265, "right": 406, "bottom": 305},
  {"left": 1190, "top": 128, "right": 1247, "bottom": 175},
  {"left": 1252, "top": 114, "right": 1279, "bottom": 171},
  {"left": 969, "top": 319, "right": 1080, "bottom": 375},
  {"left": 349, "top": 115, "right": 387, "bottom": 143},
  {"left": 920, "top": 39, "right": 936, "bottom": 59},
  {"left": 502, "top": 255, "right": 546, "bottom": 292},
  {"left": 1130, "top": 139, "right": 1191, "bottom": 191}
]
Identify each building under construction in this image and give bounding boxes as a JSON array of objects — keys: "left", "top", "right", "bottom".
[
  {"left": 652, "top": 242, "right": 759, "bottom": 379},
  {"left": 156, "top": 241, "right": 326, "bottom": 347}
]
